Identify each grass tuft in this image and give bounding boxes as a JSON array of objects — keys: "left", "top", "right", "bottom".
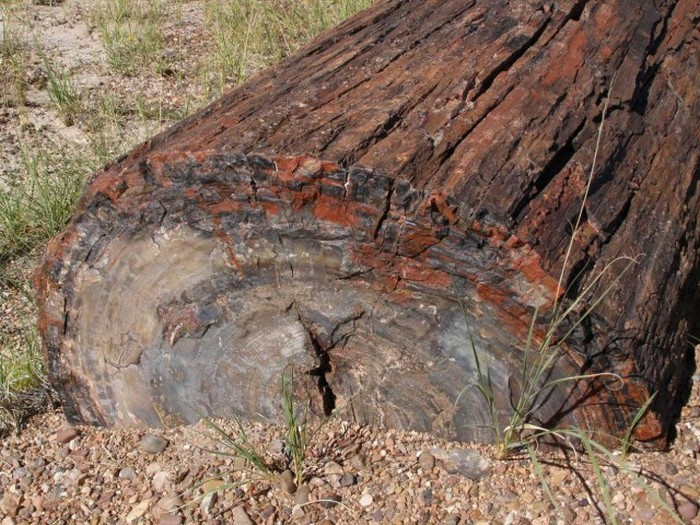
[
  {"left": 281, "top": 369, "right": 310, "bottom": 486},
  {"left": 202, "top": 0, "right": 373, "bottom": 93},
  {"left": 0, "top": 140, "right": 90, "bottom": 260},
  {"left": 89, "top": 0, "right": 167, "bottom": 76},
  {"left": 39, "top": 51, "right": 82, "bottom": 125},
  {"left": 0, "top": 2, "right": 30, "bottom": 107}
]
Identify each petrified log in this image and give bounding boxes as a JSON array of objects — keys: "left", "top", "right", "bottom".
[{"left": 35, "top": 0, "right": 699, "bottom": 448}]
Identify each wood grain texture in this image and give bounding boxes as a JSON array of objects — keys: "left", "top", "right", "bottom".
[{"left": 35, "top": 0, "right": 699, "bottom": 448}]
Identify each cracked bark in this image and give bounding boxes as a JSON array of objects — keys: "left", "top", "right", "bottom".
[{"left": 35, "top": 0, "right": 699, "bottom": 448}]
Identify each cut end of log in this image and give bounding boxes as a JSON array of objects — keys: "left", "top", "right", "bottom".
[{"left": 35, "top": 153, "right": 660, "bottom": 445}]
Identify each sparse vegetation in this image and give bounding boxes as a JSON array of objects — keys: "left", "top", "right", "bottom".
[
  {"left": 0, "top": 139, "right": 91, "bottom": 259},
  {"left": 88, "top": 0, "right": 167, "bottom": 76},
  {"left": 202, "top": 0, "right": 373, "bottom": 92},
  {"left": 201, "top": 368, "right": 314, "bottom": 488},
  {"left": 0, "top": 1, "right": 30, "bottom": 107},
  {"left": 40, "top": 50, "right": 82, "bottom": 125}
]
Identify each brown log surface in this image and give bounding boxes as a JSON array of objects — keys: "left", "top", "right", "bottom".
[{"left": 35, "top": 0, "right": 700, "bottom": 448}]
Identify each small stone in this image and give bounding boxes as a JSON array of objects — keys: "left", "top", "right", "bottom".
[
  {"left": 279, "top": 469, "right": 297, "bottom": 494},
  {"left": 350, "top": 454, "right": 368, "bottom": 470},
  {"left": 152, "top": 471, "right": 172, "bottom": 492},
  {"left": 430, "top": 448, "right": 492, "bottom": 480},
  {"left": 232, "top": 505, "right": 254, "bottom": 525},
  {"left": 12, "top": 467, "right": 28, "bottom": 479},
  {"left": 664, "top": 462, "right": 678, "bottom": 475},
  {"left": 55, "top": 426, "right": 80, "bottom": 444},
  {"left": 294, "top": 485, "right": 310, "bottom": 505},
  {"left": 290, "top": 505, "right": 306, "bottom": 520},
  {"left": 201, "top": 478, "right": 225, "bottom": 494},
  {"left": 340, "top": 473, "right": 356, "bottom": 487},
  {"left": 0, "top": 494, "right": 21, "bottom": 517},
  {"left": 682, "top": 484, "right": 700, "bottom": 500},
  {"left": 140, "top": 434, "right": 169, "bottom": 455},
  {"left": 119, "top": 467, "right": 137, "bottom": 480},
  {"left": 156, "top": 492, "right": 184, "bottom": 514},
  {"left": 323, "top": 461, "right": 344, "bottom": 476},
  {"left": 385, "top": 436, "right": 395, "bottom": 451},
  {"left": 678, "top": 501, "right": 699, "bottom": 521},
  {"left": 31, "top": 457, "right": 47, "bottom": 469},
  {"left": 521, "top": 492, "right": 535, "bottom": 504},
  {"left": 549, "top": 467, "right": 568, "bottom": 484},
  {"left": 201, "top": 492, "right": 217, "bottom": 514},
  {"left": 126, "top": 500, "right": 151, "bottom": 523},
  {"left": 146, "top": 463, "right": 163, "bottom": 476},
  {"left": 359, "top": 494, "right": 374, "bottom": 507},
  {"left": 262, "top": 505, "right": 276, "bottom": 520},
  {"left": 418, "top": 451, "right": 435, "bottom": 471}
]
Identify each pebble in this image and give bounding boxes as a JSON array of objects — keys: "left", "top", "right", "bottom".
[
  {"left": 549, "top": 467, "right": 568, "bottom": 484},
  {"left": 54, "top": 427, "right": 79, "bottom": 444},
  {"left": 200, "top": 478, "right": 225, "bottom": 494},
  {"left": 156, "top": 492, "right": 184, "bottom": 514},
  {"left": 418, "top": 451, "right": 435, "bottom": 471},
  {"left": 232, "top": 505, "right": 254, "bottom": 525},
  {"left": 200, "top": 492, "right": 217, "bottom": 514},
  {"left": 431, "top": 448, "right": 492, "bottom": 480},
  {"left": 279, "top": 469, "right": 297, "bottom": 494},
  {"left": 119, "top": 467, "right": 137, "bottom": 480},
  {"left": 294, "top": 484, "right": 310, "bottom": 505},
  {"left": 359, "top": 493, "right": 374, "bottom": 507},
  {"left": 340, "top": 473, "right": 356, "bottom": 486},
  {"left": 125, "top": 499, "right": 151, "bottom": 523},
  {"left": 140, "top": 434, "right": 169, "bottom": 455},
  {"left": 152, "top": 471, "right": 172, "bottom": 492},
  {"left": 146, "top": 462, "right": 163, "bottom": 476},
  {"left": 319, "top": 492, "right": 342, "bottom": 508},
  {"left": 12, "top": 467, "right": 28, "bottom": 479},
  {"left": 350, "top": 453, "right": 369, "bottom": 470},
  {"left": 443, "top": 513, "right": 461, "bottom": 525},
  {"left": 678, "top": 500, "right": 699, "bottom": 520}
]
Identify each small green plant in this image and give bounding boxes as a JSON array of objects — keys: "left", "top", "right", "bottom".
[
  {"left": 202, "top": 0, "right": 373, "bottom": 93},
  {"left": 201, "top": 368, "right": 315, "bottom": 489},
  {"left": 0, "top": 326, "right": 50, "bottom": 434},
  {"left": 0, "top": 2, "right": 30, "bottom": 107},
  {"left": 89, "top": 0, "right": 166, "bottom": 76},
  {"left": 0, "top": 140, "right": 90, "bottom": 259},
  {"left": 39, "top": 51, "right": 82, "bottom": 125},
  {"left": 201, "top": 416, "right": 275, "bottom": 478},
  {"left": 281, "top": 369, "right": 310, "bottom": 486}
]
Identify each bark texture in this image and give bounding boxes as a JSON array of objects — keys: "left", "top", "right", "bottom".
[{"left": 35, "top": 0, "right": 699, "bottom": 448}]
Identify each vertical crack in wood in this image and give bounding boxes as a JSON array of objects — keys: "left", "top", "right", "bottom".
[{"left": 298, "top": 316, "right": 337, "bottom": 417}]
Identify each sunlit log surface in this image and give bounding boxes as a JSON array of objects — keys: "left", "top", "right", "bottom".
[{"left": 35, "top": 0, "right": 699, "bottom": 449}]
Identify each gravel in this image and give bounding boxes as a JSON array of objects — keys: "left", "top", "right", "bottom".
[
  {"left": 1, "top": 1, "right": 700, "bottom": 524},
  {"left": 1, "top": 394, "right": 699, "bottom": 525}
]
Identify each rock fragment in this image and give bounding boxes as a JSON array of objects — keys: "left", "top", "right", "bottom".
[{"left": 140, "top": 434, "right": 169, "bottom": 455}]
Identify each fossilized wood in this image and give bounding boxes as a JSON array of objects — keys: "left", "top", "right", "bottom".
[{"left": 35, "top": 0, "right": 699, "bottom": 448}]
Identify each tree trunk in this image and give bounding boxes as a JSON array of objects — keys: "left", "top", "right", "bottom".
[{"left": 35, "top": 0, "right": 699, "bottom": 449}]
